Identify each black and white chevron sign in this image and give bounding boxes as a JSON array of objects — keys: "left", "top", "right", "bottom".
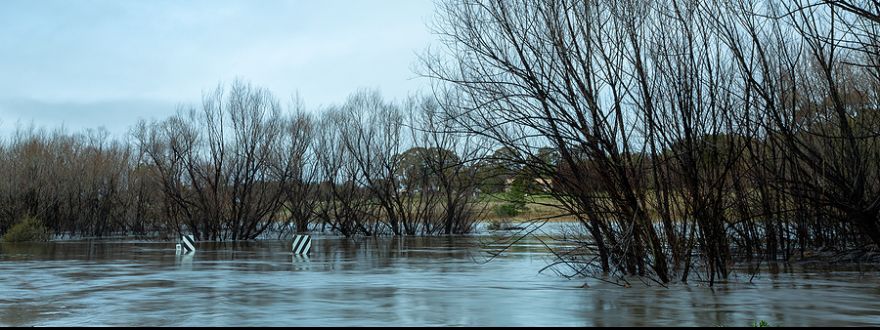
[
  {"left": 180, "top": 234, "right": 196, "bottom": 253},
  {"left": 292, "top": 235, "right": 311, "bottom": 255}
]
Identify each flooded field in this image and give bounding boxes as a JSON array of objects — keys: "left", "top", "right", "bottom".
[{"left": 1, "top": 229, "right": 879, "bottom": 326}]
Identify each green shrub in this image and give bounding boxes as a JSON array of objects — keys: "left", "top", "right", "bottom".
[
  {"left": 494, "top": 203, "right": 523, "bottom": 217},
  {"left": 2, "top": 216, "right": 50, "bottom": 243},
  {"left": 494, "top": 189, "right": 529, "bottom": 218},
  {"left": 752, "top": 320, "right": 771, "bottom": 327}
]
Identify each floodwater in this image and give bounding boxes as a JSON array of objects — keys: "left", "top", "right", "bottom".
[{"left": 1, "top": 227, "right": 879, "bottom": 326}]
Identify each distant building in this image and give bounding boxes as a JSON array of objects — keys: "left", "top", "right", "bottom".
[{"left": 534, "top": 177, "right": 553, "bottom": 191}]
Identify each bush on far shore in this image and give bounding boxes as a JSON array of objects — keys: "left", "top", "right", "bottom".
[{"left": 2, "top": 216, "right": 50, "bottom": 243}]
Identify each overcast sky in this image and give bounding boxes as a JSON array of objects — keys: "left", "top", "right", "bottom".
[{"left": 0, "top": 0, "right": 438, "bottom": 137}]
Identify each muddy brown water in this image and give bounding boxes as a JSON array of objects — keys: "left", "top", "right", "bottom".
[{"left": 1, "top": 229, "right": 879, "bottom": 326}]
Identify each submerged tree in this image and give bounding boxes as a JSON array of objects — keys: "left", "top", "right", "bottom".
[{"left": 424, "top": 0, "right": 880, "bottom": 286}]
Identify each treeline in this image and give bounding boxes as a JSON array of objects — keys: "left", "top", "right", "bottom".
[
  {"left": 0, "top": 82, "right": 489, "bottom": 240},
  {"left": 425, "top": 0, "right": 880, "bottom": 285}
]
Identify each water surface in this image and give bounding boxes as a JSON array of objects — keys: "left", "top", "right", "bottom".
[{"left": 1, "top": 231, "right": 879, "bottom": 326}]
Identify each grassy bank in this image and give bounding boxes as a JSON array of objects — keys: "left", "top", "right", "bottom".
[{"left": 478, "top": 193, "right": 578, "bottom": 223}]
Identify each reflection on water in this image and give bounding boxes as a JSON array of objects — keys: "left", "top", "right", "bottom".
[{"left": 1, "top": 232, "right": 879, "bottom": 326}]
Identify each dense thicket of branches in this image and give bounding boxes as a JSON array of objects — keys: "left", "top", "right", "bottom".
[
  {"left": 424, "top": 0, "right": 880, "bottom": 285},
  {"left": 0, "top": 127, "right": 148, "bottom": 238},
  {"left": 0, "top": 81, "right": 487, "bottom": 240}
]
